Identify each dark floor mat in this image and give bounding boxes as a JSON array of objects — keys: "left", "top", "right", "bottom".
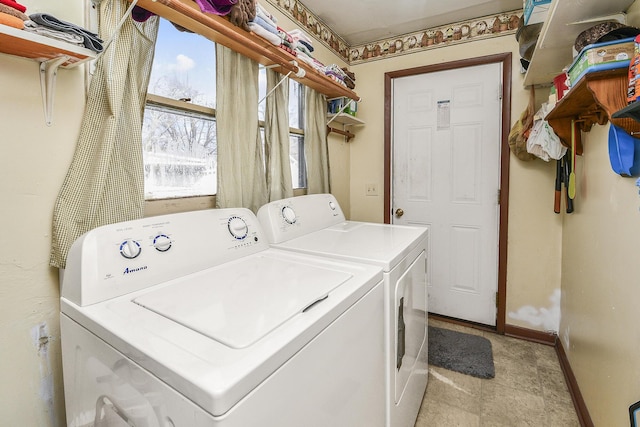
[{"left": 428, "top": 326, "right": 495, "bottom": 379}]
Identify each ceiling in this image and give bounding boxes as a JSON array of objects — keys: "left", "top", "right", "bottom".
[{"left": 299, "top": 0, "right": 523, "bottom": 45}]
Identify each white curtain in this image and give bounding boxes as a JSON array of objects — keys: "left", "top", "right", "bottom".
[
  {"left": 304, "top": 88, "right": 330, "bottom": 193},
  {"left": 50, "top": 0, "right": 158, "bottom": 268},
  {"left": 264, "top": 69, "right": 293, "bottom": 201},
  {"left": 215, "top": 45, "right": 267, "bottom": 212}
]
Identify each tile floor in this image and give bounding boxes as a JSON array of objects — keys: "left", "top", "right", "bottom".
[{"left": 415, "top": 319, "right": 580, "bottom": 426}]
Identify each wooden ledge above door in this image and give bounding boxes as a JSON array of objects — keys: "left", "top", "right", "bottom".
[
  {"left": 131, "top": 0, "right": 359, "bottom": 101},
  {"left": 546, "top": 68, "right": 640, "bottom": 155}
]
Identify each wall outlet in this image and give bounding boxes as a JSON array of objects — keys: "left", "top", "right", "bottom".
[{"left": 366, "top": 183, "right": 378, "bottom": 196}]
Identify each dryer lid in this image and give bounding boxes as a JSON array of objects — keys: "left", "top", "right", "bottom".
[
  {"left": 277, "top": 221, "right": 427, "bottom": 271},
  {"left": 132, "top": 255, "right": 352, "bottom": 349}
]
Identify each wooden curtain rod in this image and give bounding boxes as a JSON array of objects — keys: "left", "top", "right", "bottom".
[
  {"left": 327, "top": 126, "right": 355, "bottom": 141},
  {"left": 143, "top": 0, "right": 299, "bottom": 75}
]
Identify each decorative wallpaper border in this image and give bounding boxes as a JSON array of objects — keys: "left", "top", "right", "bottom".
[
  {"left": 265, "top": 0, "right": 522, "bottom": 66},
  {"left": 349, "top": 10, "right": 522, "bottom": 64}
]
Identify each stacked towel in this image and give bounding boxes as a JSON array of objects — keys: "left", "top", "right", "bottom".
[
  {"left": 29, "top": 13, "right": 103, "bottom": 52},
  {"left": 324, "top": 64, "right": 348, "bottom": 87},
  {"left": 0, "top": 2, "right": 27, "bottom": 20},
  {"left": 24, "top": 19, "right": 84, "bottom": 46},
  {"left": 248, "top": 2, "right": 280, "bottom": 45},
  {"left": 0, "top": 0, "right": 26, "bottom": 29},
  {"left": 0, "top": 0, "right": 26, "bottom": 13},
  {"left": 341, "top": 67, "right": 356, "bottom": 90},
  {"left": 0, "top": 10, "right": 23, "bottom": 28}
]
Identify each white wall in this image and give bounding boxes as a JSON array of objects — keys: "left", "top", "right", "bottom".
[
  {"left": 557, "top": 3, "right": 640, "bottom": 423},
  {"left": 0, "top": 1, "right": 89, "bottom": 423}
]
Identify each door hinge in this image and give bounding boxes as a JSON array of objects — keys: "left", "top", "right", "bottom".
[
  {"left": 497, "top": 189, "right": 501, "bottom": 205},
  {"left": 495, "top": 291, "right": 499, "bottom": 308},
  {"left": 499, "top": 83, "right": 503, "bottom": 100}
]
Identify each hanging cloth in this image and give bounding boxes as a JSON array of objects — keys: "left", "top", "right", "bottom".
[{"left": 49, "top": 0, "right": 159, "bottom": 268}]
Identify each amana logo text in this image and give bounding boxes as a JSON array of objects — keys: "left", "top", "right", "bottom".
[{"left": 123, "top": 266, "right": 148, "bottom": 275}]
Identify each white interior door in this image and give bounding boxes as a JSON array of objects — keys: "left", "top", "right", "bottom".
[{"left": 392, "top": 62, "right": 502, "bottom": 326}]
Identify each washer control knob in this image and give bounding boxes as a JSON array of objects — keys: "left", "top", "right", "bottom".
[
  {"left": 153, "top": 234, "right": 172, "bottom": 252},
  {"left": 120, "top": 239, "right": 142, "bottom": 259},
  {"left": 329, "top": 201, "right": 337, "bottom": 210},
  {"left": 282, "top": 206, "right": 297, "bottom": 224},
  {"left": 228, "top": 216, "right": 248, "bottom": 240}
]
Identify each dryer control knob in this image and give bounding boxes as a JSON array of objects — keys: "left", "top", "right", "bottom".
[
  {"left": 153, "top": 234, "right": 172, "bottom": 252},
  {"left": 120, "top": 239, "right": 142, "bottom": 259},
  {"left": 282, "top": 206, "right": 297, "bottom": 224},
  {"left": 228, "top": 216, "right": 248, "bottom": 240},
  {"left": 329, "top": 201, "right": 337, "bottom": 210}
]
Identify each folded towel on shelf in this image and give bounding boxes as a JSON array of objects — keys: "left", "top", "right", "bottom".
[
  {"left": 24, "top": 20, "right": 85, "bottom": 45},
  {"left": 248, "top": 22, "right": 280, "bottom": 45},
  {"left": 325, "top": 64, "right": 348, "bottom": 79},
  {"left": 326, "top": 73, "right": 347, "bottom": 87},
  {"left": 228, "top": 0, "right": 256, "bottom": 32},
  {"left": 252, "top": 15, "right": 278, "bottom": 35},
  {"left": 298, "top": 39, "right": 314, "bottom": 53},
  {"left": 295, "top": 50, "right": 315, "bottom": 66},
  {"left": 29, "top": 13, "right": 103, "bottom": 52},
  {"left": 341, "top": 67, "right": 355, "bottom": 81},
  {"left": 278, "top": 43, "right": 297, "bottom": 56},
  {"left": 255, "top": 2, "right": 276, "bottom": 26},
  {"left": 0, "top": 0, "right": 26, "bottom": 13},
  {"left": 0, "top": 11, "right": 23, "bottom": 28},
  {"left": 256, "top": 3, "right": 278, "bottom": 28},
  {"left": 0, "top": 3, "right": 27, "bottom": 20},
  {"left": 295, "top": 42, "right": 313, "bottom": 57},
  {"left": 277, "top": 27, "right": 293, "bottom": 44},
  {"left": 289, "top": 28, "right": 312, "bottom": 45}
]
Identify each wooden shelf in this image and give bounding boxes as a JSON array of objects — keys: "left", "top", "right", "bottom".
[
  {"left": 0, "top": 24, "right": 97, "bottom": 125},
  {"left": 132, "top": 0, "right": 359, "bottom": 101},
  {"left": 546, "top": 68, "right": 640, "bottom": 154},
  {"left": 327, "top": 113, "right": 364, "bottom": 126},
  {"left": 523, "top": 0, "right": 635, "bottom": 87},
  {"left": 0, "top": 23, "right": 95, "bottom": 67},
  {"left": 326, "top": 113, "right": 364, "bottom": 142}
]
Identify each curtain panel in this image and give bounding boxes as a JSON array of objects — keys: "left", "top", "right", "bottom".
[
  {"left": 49, "top": 0, "right": 158, "bottom": 269},
  {"left": 264, "top": 69, "right": 293, "bottom": 201},
  {"left": 215, "top": 45, "right": 267, "bottom": 212},
  {"left": 304, "top": 89, "right": 330, "bottom": 194}
]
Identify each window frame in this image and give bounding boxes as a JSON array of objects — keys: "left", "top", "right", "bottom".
[{"left": 143, "top": 26, "right": 308, "bottom": 214}]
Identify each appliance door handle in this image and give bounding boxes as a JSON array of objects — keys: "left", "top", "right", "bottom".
[{"left": 397, "top": 297, "right": 406, "bottom": 370}]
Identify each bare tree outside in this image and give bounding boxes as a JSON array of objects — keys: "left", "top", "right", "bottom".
[{"left": 142, "top": 72, "right": 217, "bottom": 199}]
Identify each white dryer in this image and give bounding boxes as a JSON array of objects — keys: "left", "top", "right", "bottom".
[
  {"left": 257, "top": 194, "right": 429, "bottom": 427},
  {"left": 60, "top": 208, "right": 386, "bottom": 427}
]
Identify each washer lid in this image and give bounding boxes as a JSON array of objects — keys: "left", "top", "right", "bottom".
[{"left": 132, "top": 255, "right": 351, "bottom": 349}]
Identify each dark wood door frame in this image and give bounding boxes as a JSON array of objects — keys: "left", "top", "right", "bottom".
[{"left": 383, "top": 53, "right": 512, "bottom": 334}]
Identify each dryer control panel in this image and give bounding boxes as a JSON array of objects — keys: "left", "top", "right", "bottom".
[
  {"left": 62, "top": 208, "right": 268, "bottom": 306},
  {"left": 257, "top": 194, "right": 346, "bottom": 244}
]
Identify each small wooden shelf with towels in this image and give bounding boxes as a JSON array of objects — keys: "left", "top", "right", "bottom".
[
  {"left": 545, "top": 68, "right": 640, "bottom": 155},
  {"left": 130, "top": 0, "right": 359, "bottom": 101}
]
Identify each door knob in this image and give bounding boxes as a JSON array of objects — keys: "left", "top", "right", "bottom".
[{"left": 395, "top": 208, "right": 404, "bottom": 217}]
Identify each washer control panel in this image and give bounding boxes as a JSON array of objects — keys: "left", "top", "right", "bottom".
[{"left": 63, "top": 208, "right": 268, "bottom": 306}]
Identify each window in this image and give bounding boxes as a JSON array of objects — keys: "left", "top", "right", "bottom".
[{"left": 143, "top": 19, "right": 306, "bottom": 201}]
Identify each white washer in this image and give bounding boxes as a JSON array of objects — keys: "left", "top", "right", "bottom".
[
  {"left": 257, "top": 194, "right": 429, "bottom": 427},
  {"left": 60, "top": 208, "right": 386, "bottom": 427}
]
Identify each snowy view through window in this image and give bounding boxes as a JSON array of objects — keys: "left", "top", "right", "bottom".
[{"left": 143, "top": 19, "right": 306, "bottom": 200}]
